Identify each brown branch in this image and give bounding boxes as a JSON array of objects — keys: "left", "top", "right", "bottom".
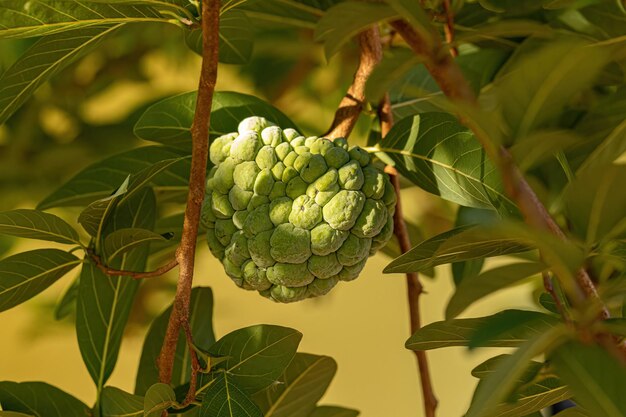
[
  {"left": 442, "top": 0, "right": 458, "bottom": 57},
  {"left": 389, "top": 18, "right": 610, "bottom": 318},
  {"left": 380, "top": 96, "right": 438, "bottom": 417},
  {"left": 542, "top": 271, "right": 570, "bottom": 323},
  {"left": 90, "top": 252, "right": 178, "bottom": 279},
  {"left": 325, "top": 27, "right": 383, "bottom": 140},
  {"left": 182, "top": 321, "right": 202, "bottom": 406},
  {"left": 157, "top": 0, "right": 220, "bottom": 399}
]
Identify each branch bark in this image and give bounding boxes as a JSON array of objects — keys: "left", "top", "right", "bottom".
[
  {"left": 157, "top": 0, "right": 220, "bottom": 395},
  {"left": 325, "top": 27, "right": 383, "bottom": 139},
  {"left": 389, "top": 18, "right": 609, "bottom": 318},
  {"left": 380, "top": 95, "right": 438, "bottom": 417}
]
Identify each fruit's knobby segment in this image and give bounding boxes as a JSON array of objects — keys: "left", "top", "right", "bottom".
[{"left": 202, "top": 116, "right": 396, "bottom": 303}]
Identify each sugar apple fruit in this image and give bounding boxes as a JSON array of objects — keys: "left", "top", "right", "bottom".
[{"left": 202, "top": 116, "right": 396, "bottom": 303}]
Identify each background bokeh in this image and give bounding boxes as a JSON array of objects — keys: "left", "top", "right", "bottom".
[{"left": 0, "top": 22, "right": 539, "bottom": 417}]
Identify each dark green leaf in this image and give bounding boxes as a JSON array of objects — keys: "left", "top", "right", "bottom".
[
  {"left": 0, "top": 209, "right": 80, "bottom": 244},
  {"left": 77, "top": 188, "right": 155, "bottom": 391},
  {"left": 186, "top": 9, "right": 254, "bottom": 64},
  {"left": 384, "top": 225, "right": 529, "bottom": 274},
  {"left": 0, "top": 1, "right": 169, "bottom": 39},
  {"left": 599, "top": 318, "right": 626, "bottom": 338},
  {"left": 253, "top": 353, "right": 337, "bottom": 417},
  {"left": 472, "top": 355, "right": 544, "bottom": 381},
  {"left": 200, "top": 372, "right": 263, "bottom": 417},
  {"left": 38, "top": 146, "right": 190, "bottom": 209},
  {"left": 208, "top": 325, "right": 302, "bottom": 393},
  {"left": 0, "top": 249, "right": 81, "bottom": 313},
  {"left": 0, "top": 412, "right": 33, "bottom": 417},
  {"left": 54, "top": 275, "right": 79, "bottom": 320},
  {"left": 465, "top": 325, "right": 567, "bottom": 417},
  {"left": 104, "top": 227, "right": 165, "bottom": 262},
  {"left": 406, "top": 310, "right": 560, "bottom": 351},
  {"left": 101, "top": 386, "right": 143, "bottom": 417},
  {"left": 77, "top": 176, "right": 129, "bottom": 237},
  {"left": 314, "top": 2, "right": 397, "bottom": 59},
  {"left": 136, "top": 287, "right": 216, "bottom": 395},
  {"left": 376, "top": 113, "right": 517, "bottom": 213},
  {"left": 446, "top": 262, "right": 546, "bottom": 319},
  {"left": 551, "top": 342, "right": 626, "bottom": 417},
  {"left": 493, "top": 38, "right": 611, "bottom": 140},
  {"left": 144, "top": 383, "right": 178, "bottom": 417},
  {"left": 0, "top": 381, "right": 89, "bottom": 417},
  {"left": 134, "top": 91, "right": 297, "bottom": 149},
  {"left": 554, "top": 408, "right": 590, "bottom": 416},
  {"left": 469, "top": 310, "right": 557, "bottom": 349},
  {"left": 308, "top": 407, "right": 360, "bottom": 417},
  {"left": 385, "top": 0, "right": 433, "bottom": 42},
  {"left": 539, "top": 292, "right": 560, "bottom": 314},
  {"left": 0, "top": 25, "right": 122, "bottom": 124},
  {"left": 511, "top": 130, "right": 584, "bottom": 173},
  {"left": 239, "top": 0, "right": 338, "bottom": 29},
  {"left": 456, "top": 20, "right": 553, "bottom": 46}
]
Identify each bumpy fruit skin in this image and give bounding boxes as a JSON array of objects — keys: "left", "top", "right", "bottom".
[{"left": 202, "top": 117, "right": 396, "bottom": 303}]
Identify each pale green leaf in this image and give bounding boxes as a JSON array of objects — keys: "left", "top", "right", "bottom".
[
  {"left": 0, "top": 209, "right": 80, "bottom": 244},
  {"left": 551, "top": 342, "right": 626, "bottom": 417},
  {"left": 200, "top": 372, "right": 262, "bottom": 417},
  {"left": 0, "top": 249, "right": 81, "bottom": 313},
  {"left": 133, "top": 91, "right": 297, "bottom": 149},
  {"left": 101, "top": 386, "right": 143, "bottom": 417},
  {"left": 376, "top": 113, "right": 517, "bottom": 213},
  {"left": 207, "top": 325, "right": 302, "bottom": 394},
  {"left": 77, "top": 176, "right": 129, "bottom": 237},
  {"left": 314, "top": 2, "right": 397, "bottom": 59},
  {"left": 446, "top": 262, "right": 546, "bottom": 319},
  {"left": 144, "top": 383, "right": 178, "bottom": 417},
  {"left": 406, "top": 310, "right": 560, "bottom": 351},
  {"left": 0, "top": 381, "right": 89, "bottom": 417},
  {"left": 254, "top": 353, "right": 337, "bottom": 417}
]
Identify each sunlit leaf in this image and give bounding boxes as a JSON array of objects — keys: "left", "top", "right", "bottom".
[
  {"left": 551, "top": 342, "right": 626, "bottom": 417},
  {"left": 0, "top": 381, "right": 89, "bottom": 417},
  {"left": 136, "top": 287, "right": 216, "bottom": 395},
  {"left": 253, "top": 353, "right": 337, "bottom": 417},
  {"left": 0, "top": 249, "right": 81, "bottom": 313},
  {"left": 406, "top": 310, "right": 560, "bottom": 351},
  {"left": 377, "top": 113, "right": 517, "bottom": 213},
  {"left": 200, "top": 372, "right": 262, "bottom": 417},
  {"left": 134, "top": 91, "right": 297, "bottom": 149},
  {"left": 0, "top": 209, "right": 80, "bottom": 244}
]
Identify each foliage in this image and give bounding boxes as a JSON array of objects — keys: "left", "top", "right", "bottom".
[{"left": 1, "top": 0, "right": 626, "bottom": 416}]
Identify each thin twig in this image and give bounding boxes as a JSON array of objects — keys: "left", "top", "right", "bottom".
[
  {"left": 325, "top": 27, "right": 383, "bottom": 140},
  {"left": 380, "top": 96, "right": 438, "bottom": 417},
  {"left": 442, "top": 0, "right": 458, "bottom": 57},
  {"left": 389, "top": 18, "right": 610, "bottom": 318},
  {"left": 90, "top": 252, "right": 178, "bottom": 279},
  {"left": 542, "top": 271, "right": 570, "bottom": 323},
  {"left": 182, "top": 321, "right": 202, "bottom": 406},
  {"left": 158, "top": 0, "right": 220, "bottom": 397}
]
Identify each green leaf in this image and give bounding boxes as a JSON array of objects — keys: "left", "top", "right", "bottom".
[
  {"left": 0, "top": 25, "right": 121, "bottom": 124},
  {"left": 0, "top": 1, "right": 170, "bottom": 39},
  {"left": 465, "top": 324, "right": 567, "bottom": 417},
  {"left": 376, "top": 113, "right": 517, "bottom": 213},
  {"left": 493, "top": 37, "right": 611, "bottom": 140},
  {"left": 554, "top": 408, "right": 590, "bottom": 416},
  {"left": 0, "top": 249, "right": 81, "bottom": 313},
  {"left": 186, "top": 9, "right": 254, "bottom": 64},
  {"left": 384, "top": 225, "right": 530, "bottom": 274},
  {"left": 0, "top": 381, "right": 89, "bottom": 417},
  {"left": 134, "top": 91, "right": 297, "bottom": 149},
  {"left": 511, "top": 130, "right": 584, "bottom": 173},
  {"left": 239, "top": 0, "right": 337, "bottom": 29},
  {"left": 551, "top": 342, "right": 626, "bottom": 417},
  {"left": 38, "top": 146, "right": 191, "bottom": 209},
  {"left": 455, "top": 20, "right": 552, "bottom": 46},
  {"left": 446, "top": 262, "right": 546, "bottom": 319},
  {"left": 405, "top": 309, "right": 559, "bottom": 351},
  {"left": 599, "top": 318, "right": 626, "bottom": 338},
  {"left": 0, "top": 209, "right": 80, "bottom": 245},
  {"left": 144, "top": 383, "right": 178, "bottom": 417},
  {"left": 314, "top": 2, "right": 397, "bottom": 59},
  {"left": 472, "top": 355, "right": 544, "bottom": 381},
  {"left": 101, "top": 386, "right": 143, "bottom": 417},
  {"left": 104, "top": 227, "right": 166, "bottom": 262},
  {"left": 253, "top": 353, "right": 337, "bottom": 417},
  {"left": 385, "top": 0, "right": 434, "bottom": 42},
  {"left": 77, "top": 188, "right": 156, "bottom": 392},
  {"left": 207, "top": 325, "right": 302, "bottom": 394},
  {"left": 0, "top": 412, "right": 33, "bottom": 417},
  {"left": 136, "top": 287, "right": 216, "bottom": 395},
  {"left": 469, "top": 310, "right": 557, "bottom": 349},
  {"left": 54, "top": 275, "right": 79, "bottom": 320},
  {"left": 200, "top": 372, "right": 263, "bottom": 417},
  {"left": 78, "top": 176, "right": 130, "bottom": 237},
  {"left": 308, "top": 407, "right": 360, "bottom": 417}
]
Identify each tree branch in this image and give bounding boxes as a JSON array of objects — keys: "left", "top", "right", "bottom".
[
  {"left": 380, "top": 95, "right": 438, "bottom": 417},
  {"left": 442, "top": 0, "right": 458, "bottom": 57},
  {"left": 325, "top": 27, "right": 383, "bottom": 139},
  {"left": 90, "top": 252, "right": 178, "bottom": 279},
  {"left": 389, "top": 18, "right": 610, "bottom": 318},
  {"left": 157, "top": 0, "right": 220, "bottom": 398}
]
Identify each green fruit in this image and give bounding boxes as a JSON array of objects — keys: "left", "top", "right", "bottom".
[{"left": 203, "top": 116, "right": 396, "bottom": 302}]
